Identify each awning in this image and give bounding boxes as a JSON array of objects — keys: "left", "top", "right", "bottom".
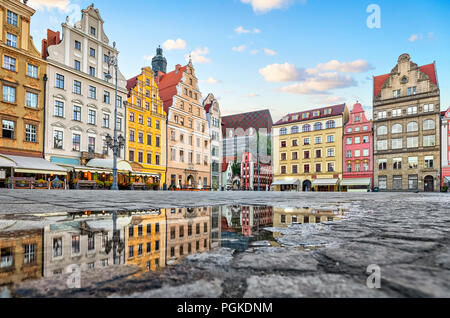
[
  {"left": 340, "top": 178, "right": 372, "bottom": 187},
  {"left": 312, "top": 178, "right": 339, "bottom": 186},
  {"left": 0, "top": 156, "right": 16, "bottom": 168},
  {"left": 57, "top": 164, "right": 111, "bottom": 174},
  {"left": 0, "top": 154, "right": 68, "bottom": 175},
  {"left": 271, "top": 179, "right": 301, "bottom": 186},
  {"left": 87, "top": 159, "right": 133, "bottom": 172},
  {"left": 445, "top": 177, "right": 450, "bottom": 184}
]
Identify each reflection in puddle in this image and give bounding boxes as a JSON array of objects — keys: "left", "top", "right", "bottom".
[{"left": 0, "top": 205, "right": 345, "bottom": 295}]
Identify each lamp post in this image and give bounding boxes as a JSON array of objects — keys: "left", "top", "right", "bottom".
[{"left": 104, "top": 42, "right": 125, "bottom": 191}]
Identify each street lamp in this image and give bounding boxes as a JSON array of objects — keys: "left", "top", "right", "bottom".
[
  {"left": 104, "top": 42, "right": 125, "bottom": 191},
  {"left": 104, "top": 210, "right": 125, "bottom": 265}
]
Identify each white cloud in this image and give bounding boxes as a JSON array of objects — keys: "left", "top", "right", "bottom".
[
  {"left": 259, "top": 63, "right": 305, "bottom": 82},
  {"left": 187, "top": 47, "right": 211, "bottom": 64},
  {"left": 234, "top": 26, "right": 262, "bottom": 34},
  {"left": 241, "top": 0, "right": 298, "bottom": 14},
  {"left": 409, "top": 34, "right": 420, "bottom": 42},
  {"left": 28, "top": 0, "right": 71, "bottom": 10},
  {"left": 264, "top": 48, "right": 277, "bottom": 56},
  {"left": 308, "top": 59, "right": 373, "bottom": 74},
  {"left": 409, "top": 32, "right": 435, "bottom": 42},
  {"left": 280, "top": 72, "right": 357, "bottom": 95},
  {"left": 206, "top": 77, "right": 221, "bottom": 84},
  {"left": 251, "top": 49, "right": 260, "bottom": 55},
  {"left": 162, "top": 38, "right": 187, "bottom": 51},
  {"left": 232, "top": 45, "right": 247, "bottom": 52}
]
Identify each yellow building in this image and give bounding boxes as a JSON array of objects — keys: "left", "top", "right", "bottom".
[
  {"left": 126, "top": 67, "right": 166, "bottom": 188},
  {"left": 273, "top": 104, "right": 349, "bottom": 191},
  {"left": 125, "top": 210, "right": 167, "bottom": 272},
  {"left": 273, "top": 207, "right": 344, "bottom": 228}
]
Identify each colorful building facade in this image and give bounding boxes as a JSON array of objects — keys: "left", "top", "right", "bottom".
[
  {"left": 203, "top": 93, "right": 222, "bottom": 190},
  {"left": 373, "top": 54, "right": 441, "bottom": 192},
  {"left": 240, "top": 151, "right": 272, "bottom": 191},
  {"left": 126, "top": 66, "right": 166, "bottom": 188},
  {"left": 157, "top": 60, "right": 211, "bottom": 189},
  {"left": 441, "top": 108, "right": 450, "bottom": 189},
  {"left": 273, "top": 104, "right": 349, "bottom": 192},
  {"left": 341, "top": 102, "right": 374, "bottom": 192}
]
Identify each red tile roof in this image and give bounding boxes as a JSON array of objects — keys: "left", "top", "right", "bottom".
[
  {"left": 373, "top": 62, "right": 438, "bottom": 98},
  {"left": 41, "top": 29, "right": 61, "bottom": 59},
  {"left": 274, "top": 104, "right": 346, "bottom": 126},
  {"left": 157, "top": 64, "right": 187, "bottom": 114},
  {"left": 221, "top": 109, "right": 273, "bottom": 137}
]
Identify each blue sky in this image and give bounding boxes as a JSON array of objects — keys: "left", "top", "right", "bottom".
[{"left": 29, "top": 0, "right": 450, "bottom": 122}]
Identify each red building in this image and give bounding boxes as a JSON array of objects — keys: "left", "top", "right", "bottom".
[
  {"left": 241, "top": 152, "right": 272, "bottom": 191},
  {"left": 341, "top": 103, "right": 374, "bottom": 192}
]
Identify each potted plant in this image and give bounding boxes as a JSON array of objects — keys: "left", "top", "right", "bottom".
[
  {"left": 104, "top": 181, "right": 112, "bottom": 189},
  {"left": 96, "top": 180, "right": 104, "bottom": 189},
  {"left": 442, "top": 186, "right": 448, "bottom": 193}
]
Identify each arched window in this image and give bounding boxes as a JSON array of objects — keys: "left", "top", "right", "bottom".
[
  {"left": 291, "top": 126, "right": 299, "bottom": 134},
  {"left": 280, "top": 128, "right": 287, "bottom": 135},
  {"left": 314, "top": 122, "right": 323, "bottom": 131},
  {"left": 423, "top": 119, "right": 435, "bottom": 130},
  {"left": 392, "top": 124, "right": 403, "bottom": 134},
  {"left": 326, "top": 120, "right": 336, "bottom": 129},
  {"left": 407, "top": 121, "right": 418, "bottom": 132},
  {"left": 377, "top": 126, "right": 388, "bottom": 136},
  {"left": 302, "top": 124, "right": 311, "bottom": 132}
]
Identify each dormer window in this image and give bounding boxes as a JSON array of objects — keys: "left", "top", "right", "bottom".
[
  {"left": 324, "top": 109, "right": 332, "bottom": 115},
  {"left": 302, "top": 113, "right": 309, "bottom": 119},
  {"left": 313, "top": 111, "right": 320, "bottom": 117},
  {"left": 283, "top": 116, "right": 289, "bottom": 122}
]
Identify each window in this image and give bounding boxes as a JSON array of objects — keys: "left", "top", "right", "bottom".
[
  {"left": 147, "top": 242, "right": 151, "bottom": 253},
  {"left": 25, "top": 64, "right": 38, "bottom": 79},
  {"left": 315, "top": 163, "right": 321, "bottom": 173},
  {"left": 408, "top": 157, "right": 418, "bottom": 169},
  {"left": 104, "top": 91, "right": 110, "bottom": 104},
  {"left": 304, "top": 164, "right": 310, "bottom": 173},
  {"left": 315, "top": 149, "right": 321, "bottom": 158},
  {"left": 392, "top": 109, "right": 402, "bottom": 117},
  {"left": 393, "top": 158, "right": 402, "bottom": 170},
  {"left": 327, "top": 148, "right": 334, "bottom": 157},
  {"left": 303, "top": 124, "right": 311, "bottom": 132},
  {"left": 314, "top": 122, "right": 323, "bottom": 131},
  {"left": 354, "top": 150, "right": 361, "bottom": 157},
  {"left": 327, "top": 135, "right": 334, "bottom": 143},
  {"left": 71, "top": 235, "right": 80, "bottom": 255},
  {"left": 74, "top": 60, "right": 81, "bottom": 71},
  {"left": 129, "top": 129, "right": 135, "bottom": 142},
  {"left": 326, "top": 121, "right": 335, "bottom": 129},
  {"left": 102, "top": 113, "right": 110, "bottom": 128},
  {"left": 89, "top": 86, "right": 97, "bottom": 99},
  {"left": 363, "top": 163, "right": 369, "bottom": 172},
  {"left": 129, "top": 112, "right": 135, "bottom": 122},
  {"left": 72, "top": 134, "right": 81, "bottom": 151},
  {"left": 408, "top": 175, "right": 418, "bottom": 190},
  {"left": 363, "top": 136, "right": 369, "bottom": 143},
  {"left": 346, "top": 150, "right": 352, "bottom": 158},
  {"left": 327, "top": 162, "right": 335, "bottom": 172},
  {"left": 74, "top": 40, "right": 81, "bottom": 50},
  {"left": 53, "top": 238, "right": 63, "bottom": 258},
  {"left": 424, "top": 104, "right": 434, "bottom": 113},
  {"left": 291, "top": 152, "right": 298, "bottom": 160},
  {"left": 280, "top": 128, "right": 287, "bottom": 135},
  {"left": 156, "top": 121, "right": 160, "bottom": 130},
  {"left": 377, "top": 140, "right": 388, "bottom": 151},
  {"left": 392, "top": 124, "right": 402, "bottom": 134},
  {"left": 147, "top": 153, "right": 152, "bottom": 164},
  {"left": 73, "top": 80, "right": 81, "bottom": 94},
  {"left": 392, "top": 89, "right": 401, "bottom": 98},
  {"left": 117, "top": 117, "right": 122, "bottom": 131},
  {"left": 138, "top": 115, "right": 144, "bottom": 125},
  {"left": 7, "top": 10, "right": 18, "bottom": 26},
  {"left": 26, "top": 92, "right": 38, "bottom": 108},
  {"left": 393, "top": 176, "right": 402, "bottom": 190},
  {"left": 355, "top": 137, "right": 361, "bottom": 144},
  {"left": 156, "top": 136, "right": 160, "bottom": 148},
  {"left": 88, "top": 234, "right": 95, "bottom": 251},
  {"left": 363, "top": 149, "right": 369, "bottom": 157},
  {"left": 304, "top": 138, "right": 310, "bottom": 145},
  {"left": 347, "top": 128, "right": 352, "bottom": 133},
  {"left": 6, "top": 33, "right": 17, "bottom": 48},
  {"left": 363, "top": 126, "right": 369, "bottom": 131},
  {"left": 407, "top": 87, "right": 417, "bottom": 96},
  {"left": 88, "top": 109, "right": 96, "bottom": 125},
  {"left": 304, "top": 151, "right": 310, "bottom": 159},
  {"left": 54, "top": 101, "right": 64, "bottom": 117},
  {"left": 347, "top": 164, "right": 352, "bottom": 172},
  {"left": 56, "top": 74, "right": 65, "bottom": 89},
  {"left": 377, "top": 126, "right": 387, "bottom": 136},
  {"left": 379, "top": 176, "right": 387, "bottom": 190},
  {"left": 88, "top": 137, "right": 95, "bottom": 153},
  {"left": 138, "top": 132, "right": 144, "bottom": 144},
  {"left": 424, "top": 156, "right": 434, "bottom": 168},
  {"left": 378, "top": 159, "right": 387, "bottom": 170},
  {"left": 281, "top": 166, "right": 287, "bottom": 174},
  {"left": 90, "top": 26, "right": 96, "bottom": 36},
  {"left": 147, "top": 134, "right": 152, "bottom": 146},
  {"left": 292, "top": 139, "right": 298, "bottom": 147},
  {"left": 147, "top": 118, "right": 152, "bottom": 127},
  {"left": 89, "top": 67, "right": 95, "bottom": 77},
  {"left": 315, "top": 136, "right": 322, "bottom": 144},
  {"left": 392, "top": 138, "right": 403, "bottom": 150},
  {"left": 423, "top": 135, "right": 435, "bottom": 147},
  {"left": 116, "top": 96, "right": 123, "bottom": 108},
  {"left": 281, "top": 141, "right": 287, "bottom": 148},
  {"left": 407, "top": 137, "right": 418, "bottom": 148},
  {"left": 423, "top": 119, "right": 435, "bottom": 131},
  {"left": 3, "top": 85, "right": 15, "bottom": 103},
  {"left": 292, "top": 165, "right": 299, "bottom": 174},
  {"left": 346, "top": 137, "right": 352, "bottom": 145},
  {"left": 406, "top": 121, "right": 418, "bottom": 132},
  {"left": 89, "top": 48, "right": 96, "bottom": 57},
  {"left": 291, "top": 126, "right": 299, "bottom": 134},
  {"left": 377, "top": 111, "right": 387, "bottom": 119},
  {"left": 139, "top": 225, "right": 144, "bottom": 237},
  {"left": 407, "top": 106, "right": 417, "bottom": 115},
  {"left": 128, "top": 246, "right": 134, "bottom": 258},
  {"left": 25, "top": 124, "right": 36, "bottom": 143}
]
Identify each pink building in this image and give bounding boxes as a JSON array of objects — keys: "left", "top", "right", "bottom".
[
  {"left": 441, "top": 108, "right": 450, "bottom": 189},
  {"left": 241, "top": 152, "right": 272, "bottom": 191},
  {"left": 342, "top": 103, "right": 374, "bottom": 192}
]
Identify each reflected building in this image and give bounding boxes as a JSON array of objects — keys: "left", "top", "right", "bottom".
[
  {"left": 210, "top": 206, "right": 221, "bottom": 249},
  {"left": 125, "top": 210, "right": 166, "bottom": 272},
  {"left": 273, "top": 207, "right": 344, "bottom": 228},
  {"left": 165, "top": 207, "right": 211, "bottom": 263},
  {"left": 0, "top": 229, "right": 43, "bottom": 286},
  {"left": 43, "top": 216, "right": 130, "bottom": 277}
]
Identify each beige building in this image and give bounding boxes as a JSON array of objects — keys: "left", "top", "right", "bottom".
[
  {"left": 373, "top": 54, "right": 441, "bottom": 192},
  {"left": 41, "top": 4, "right": 128, "bottom": 168},
  {"left": 157, "top": 60, "right": 211, "bottom": 189}
]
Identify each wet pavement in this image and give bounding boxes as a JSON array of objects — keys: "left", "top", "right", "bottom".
[{"left": 0, "top": 190, "right": 449, "bottom": 298}]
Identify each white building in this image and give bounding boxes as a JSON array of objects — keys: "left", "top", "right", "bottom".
[
  {"left": 203, "top": 93, "right": 222, "bottom": 190},
  {"left": 41, "top": 4, "right": 128, "bottom": 168}
]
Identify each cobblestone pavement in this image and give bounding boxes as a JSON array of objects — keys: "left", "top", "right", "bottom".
[{"left": 2, "top": 190, "right": 450, "bottom": 298}]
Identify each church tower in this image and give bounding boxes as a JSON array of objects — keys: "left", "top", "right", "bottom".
[{"left": 152, "top": 46, "right": 167, "bottom": 75}]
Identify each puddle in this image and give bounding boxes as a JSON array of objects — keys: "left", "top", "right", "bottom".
[{"left": 0, "top": 204, "right": 347, "bottom": 296}]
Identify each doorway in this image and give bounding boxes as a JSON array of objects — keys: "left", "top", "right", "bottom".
[{"left": 424, "top": 176, "right": 434, "bottom": 192}]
